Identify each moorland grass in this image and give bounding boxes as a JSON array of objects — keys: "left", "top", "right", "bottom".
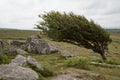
[{"left": 0, "top": 29, "right": 120, "bottom": 80}]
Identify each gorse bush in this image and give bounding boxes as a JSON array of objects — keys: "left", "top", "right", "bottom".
[{"left": 65, "top": 56, "right": 89, "bottom": 69}]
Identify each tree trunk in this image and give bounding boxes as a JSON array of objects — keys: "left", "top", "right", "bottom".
[{"left": 100, "top": 53, "right": 107, "bottom": 60}]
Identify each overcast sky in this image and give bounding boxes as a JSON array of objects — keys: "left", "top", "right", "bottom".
[{"left": 0, "top": 0, "right": 120, "bottom": 30}]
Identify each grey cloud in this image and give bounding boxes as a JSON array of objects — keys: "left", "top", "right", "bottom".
[
  {"left": 0, "top": 0, "right": 120, "bottom": 29},
  {"left": 103, "top": 7, "right": 120, "bottom": 15}
]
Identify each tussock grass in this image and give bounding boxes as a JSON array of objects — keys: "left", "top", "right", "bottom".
[{"left": 65, "top": 57, "right": 89, "bottom": 69}]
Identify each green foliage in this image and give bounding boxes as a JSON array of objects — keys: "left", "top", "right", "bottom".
[
  {"left": 36, "top": 11, "right": 112, "bottom": 60},
  {"left": 0, "top": 54, "right": 10, "bottom": 64},
  {"left": 65, "top": 57, "right": 89, "bottom": 69}
]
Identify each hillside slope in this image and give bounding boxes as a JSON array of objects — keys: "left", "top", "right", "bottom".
[{"left": 0, "top": 29, "right": 120, "bottom": 80}]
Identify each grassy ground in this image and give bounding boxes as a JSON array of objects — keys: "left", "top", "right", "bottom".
[
  {"left": 0, "top": 30, "right": 40, "bottom": 40},
  {"left": 0, "top": 29, "right": 120, "bottom": 80}
]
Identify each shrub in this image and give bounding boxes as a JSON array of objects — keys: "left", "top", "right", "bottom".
[{"left": 65, "top": 56, "right": 89, "bottom": 69}]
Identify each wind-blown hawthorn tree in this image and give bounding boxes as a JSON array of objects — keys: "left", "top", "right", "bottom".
[{"left": 36, "top": 11, "right": 112, "bottom": 60}]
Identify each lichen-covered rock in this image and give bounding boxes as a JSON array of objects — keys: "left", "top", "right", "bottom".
[
  {"left": 10, "top": 55, "right": 27, "bottom": 66},
  {"left": 27, "top": 56, "right": 44, "bottom": 71},
  {"left": 26, "top": 35, "right": 50, "bottom": 54},
  {"left": 0, "top": 64, "right": 39, "bottom": 80}
]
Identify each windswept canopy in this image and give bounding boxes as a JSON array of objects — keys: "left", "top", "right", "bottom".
[{"left": 36, "top": 11, "right": 112, "bottom": 60}]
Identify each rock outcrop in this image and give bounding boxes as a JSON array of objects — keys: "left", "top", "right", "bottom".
[
  {"left": 6, "top": 35, "right": 59, "bottom": 54},
  {"left": 0, "top": 55, "right": 45, "bottom": 80},
  {"left": 26, "top": 35, "right": 51, "bottom": 54},
  {"left": 0, "top": 64, "right": 39, "bottom": 80}
]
